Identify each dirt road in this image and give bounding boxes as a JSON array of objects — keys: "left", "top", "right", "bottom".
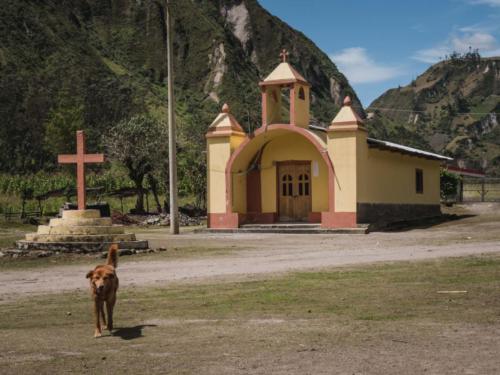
[{"left": 1, "top": 203, "right": 499, "bottom": 300}]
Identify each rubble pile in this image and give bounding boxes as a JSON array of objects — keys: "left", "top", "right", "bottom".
[
  {"left": 111, "top": 211, "right": 140, "bottom": 225},
  {"left": 141, "top": 212, "right": 203, "bottom": 226},
  {"left": 0, "top": 247, "right": 167, "bottom": 259}
]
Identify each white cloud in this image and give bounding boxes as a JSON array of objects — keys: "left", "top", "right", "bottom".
[
  {"left": 458, "top": 24, "right": 495, "bottom": 33},
  {"left": 452, "top": 32, "right": 496, "bottom": 50},
  {"left": 413, "top": 31, "right": 500, "bottom": 63},
  {"left": 330, "top": 47, "right": 404, "bottom": 84},
  {"left": 466, "top": 0, "right": 500, "bottom": 6},
  {"left": 413, "top": 46, "right": 451, "bottom": 64}
]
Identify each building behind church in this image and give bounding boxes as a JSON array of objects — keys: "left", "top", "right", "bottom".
[{"left": 205, "top": 51, "right": 452, "bottom": 229}]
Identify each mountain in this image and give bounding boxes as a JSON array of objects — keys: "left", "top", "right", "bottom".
[
  {"left": 0, "top": 0, "right": 360, "bottom": 175},
  {"left": 366, "top": 54, "right": 500, "bottom": 176}
]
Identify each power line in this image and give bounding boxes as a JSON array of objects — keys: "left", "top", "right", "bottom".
[{"left": 361, "top": 106, "right": 500, "bottom": 116}]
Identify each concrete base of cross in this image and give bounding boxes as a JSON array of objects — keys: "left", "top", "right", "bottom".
[{"left": 17, "top": 209, "right": 148, "bottom": 253}]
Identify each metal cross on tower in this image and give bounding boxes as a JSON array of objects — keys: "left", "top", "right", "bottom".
[{"left": 58, "top": 130, "right": 104, "bottom": 210}]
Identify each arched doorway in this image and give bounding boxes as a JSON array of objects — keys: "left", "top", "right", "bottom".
[{"left": 225, "top": 124, "right": 336, "bottom": 225}]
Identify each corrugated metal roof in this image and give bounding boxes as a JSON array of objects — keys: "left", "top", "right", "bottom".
[
  {"left": 447, "top": 165, "right": 485, "bottom": 177},
  {"left": 308, "top": 124, "right": 327, "bottom": 132},
  {"left": 367, "top": 137, "right": 453, "bottom": 161},
  {"left": 305, "top": 126, "right": 453, "bottom": 161}
]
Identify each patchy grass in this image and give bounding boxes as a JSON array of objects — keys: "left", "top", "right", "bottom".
[
  {"left": 0, "top": 253, "right": 100, "bottom": 271},
  {"left": 0, "top": 221, "right": 223, "bottom": 270},
  {"left": 0, "top": 221, "right": 35, "bottom": 249},
  {"left": 1, "top": 255, "right": 499, "bottom": 374},
  {"left": 0, "top": 244, "right": 234, "bottom": 271}
]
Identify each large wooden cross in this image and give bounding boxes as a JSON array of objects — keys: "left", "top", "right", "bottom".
[{"left": 58, "top": 130, "right": 104, "bottom": 210}]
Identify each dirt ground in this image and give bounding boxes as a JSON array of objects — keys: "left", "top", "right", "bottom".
[
  {"left": 0, "top": 203, "right": 499, "bottom": 374},
  {"left": 1, "top": 203, "right": 499, "bottom": 301},
  {"left": 1, "top": 255, "right": 500, "bottom": 374}
]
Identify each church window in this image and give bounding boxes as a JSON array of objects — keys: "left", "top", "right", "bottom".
[
  {"left": 298, "top": 87, "right": 305, "bottom": 100},
  {"left": 416, "top": 169, "right": 423, "bottom": 194},
  {"left": 282, "top": 174, "right": 293, "bottom": 196}
]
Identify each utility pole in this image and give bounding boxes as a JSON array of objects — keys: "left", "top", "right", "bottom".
[{"left": 166, "top": 0, "right": 179, "bottom": 234}]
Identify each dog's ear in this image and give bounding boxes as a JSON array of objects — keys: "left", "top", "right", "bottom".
[{"left": 86, "top": 270, "right": 94, "bottom": 279}]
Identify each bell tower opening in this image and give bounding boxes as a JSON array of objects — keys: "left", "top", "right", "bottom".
[
  {"left": 260, "top": 49, "right": 311, "bottom": 128},
  {"left": 264, "top": 85, "right": 292, "bottom": 125},
  {"left": 298, "top": 87, "right": 305, "bottom": 100}
]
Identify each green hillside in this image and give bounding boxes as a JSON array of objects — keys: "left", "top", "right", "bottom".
[
  {"left": 366, "top": 54, "right": 500, "bottom": 176},
  {"left": 0, "top": 0, "right": 359, "bottom": 177}
]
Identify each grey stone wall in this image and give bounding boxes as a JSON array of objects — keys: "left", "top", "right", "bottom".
[{"left": 357, "top": 203, "right": 441, "bottom": 226}]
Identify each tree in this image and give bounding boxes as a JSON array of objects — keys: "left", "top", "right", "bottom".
[
  {"left": 176, "top": 94, "right": 215, "bottom": 209},
  {"left": 146, "top": 173, "right": 163, "bottom": 213},
  {"left": 104, "top": 115, "right": 167, "bottom": 213},
  {"left": 44, "top": 101, "right": 84, "bottom": 156},
  {"left": 440, "top": 169, "right": 459, "bottom": 201},
  {"left": 179, "top": 146, "right": 206, "bottom": 209}
]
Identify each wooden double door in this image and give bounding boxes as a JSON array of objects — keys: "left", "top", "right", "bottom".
[{"left": 278, "top": 162, "right": 311, "bottom": 222}]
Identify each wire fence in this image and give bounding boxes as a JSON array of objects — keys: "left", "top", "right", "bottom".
[{"left": 460, "top": 178, "right": 500, "bottom": 202}]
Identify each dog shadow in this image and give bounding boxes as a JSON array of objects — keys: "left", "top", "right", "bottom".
[{"left": 112, "top": 324, "right": 157, "bottom": 340}]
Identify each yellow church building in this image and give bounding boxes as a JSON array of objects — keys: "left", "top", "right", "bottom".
[{"left": 206, "top": 51, "right": 452, "bottom": 229}]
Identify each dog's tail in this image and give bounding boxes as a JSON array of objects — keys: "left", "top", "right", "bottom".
[{"left": 106, "top": 244, "right": 119, "bottom": 268}]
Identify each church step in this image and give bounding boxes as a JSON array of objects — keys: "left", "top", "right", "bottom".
[
  {"left": 241, "top": 223, "right": 321, "bottom": 229},
  {"left": 49, "top": 217, "right": 113, "bottom": 227},
  {"left": 61, "top": 209, "right": 101, "bottom": 219},
  {"left": 197, "top": 227, "right": 368, "bottom": 234},
  {"left": 37, "top": 225, "right": 125, "bottom": 235},
  {"left": 24, "top": 233, "right": 136, "bottom": 243}
]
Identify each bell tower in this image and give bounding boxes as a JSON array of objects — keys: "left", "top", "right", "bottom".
[{"left": 259, "top": 49, "right": 311, "bottom": 128}]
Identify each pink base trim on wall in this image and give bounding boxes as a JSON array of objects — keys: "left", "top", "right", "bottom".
[
  {"left": 208, "top": 213, "right": 240, "bottom": 229},
  {"left": 208, "top": 211, "right": 357, "bottom": 228},
  {"left": 321, "top": 212, "right": 357, "bottom": 228},
  {"left": 308, "top": 212, "right": 322, "bottom": 223}
]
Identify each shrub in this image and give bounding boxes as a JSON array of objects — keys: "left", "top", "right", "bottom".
[{"left": 440, "top": 169, "right": 459, "bottom": 200}]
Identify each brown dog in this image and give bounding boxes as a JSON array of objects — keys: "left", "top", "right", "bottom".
[{"left": 86, "top": 244, "right": 119, "bottom": 338}]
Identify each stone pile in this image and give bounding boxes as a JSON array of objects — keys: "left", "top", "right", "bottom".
[
  {"left": 1, "top": 246, "right": 167, "bottom": 259},
  {"left": 111, "top": 211, "right": 140, "bottom": 225},
  {"left": 141, "top": 213, "right": 203, "bottom": 226}
]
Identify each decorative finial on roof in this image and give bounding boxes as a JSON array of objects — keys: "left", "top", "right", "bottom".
[
  {"left": 279, "top": 49, "right": 289, "bottom": 63},
  {"left": 222, "top": 103, "right": 230, "bottom": 113},
  {"left": 343, "top": 96, "right": 352, "bottom": 106}
]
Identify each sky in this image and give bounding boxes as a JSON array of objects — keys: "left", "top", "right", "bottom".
[{"left": 259, "top": 0, "right": 500, "bottom": 107}]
